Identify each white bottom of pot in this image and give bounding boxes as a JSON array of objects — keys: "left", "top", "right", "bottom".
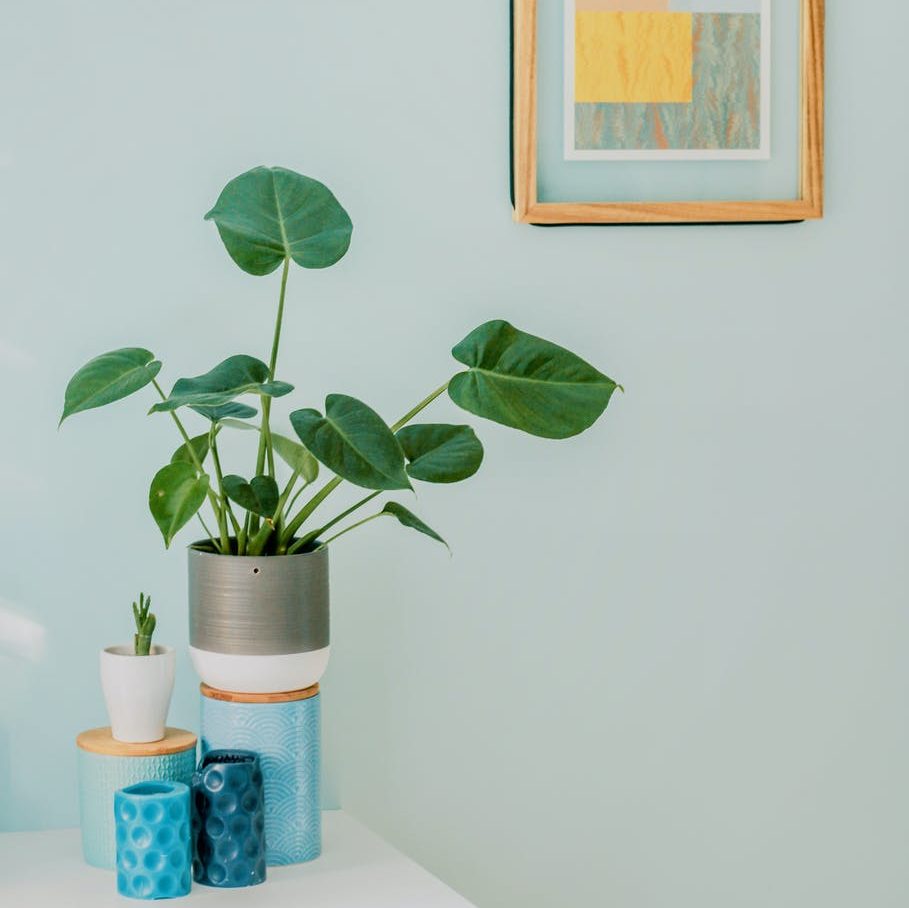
[{"left": 188, "top": 645, "right": 331, "bottom": 694}]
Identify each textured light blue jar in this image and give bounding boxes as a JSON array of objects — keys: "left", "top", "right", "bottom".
[
  {"left": 77, "top": 728, "right": 197, "bottom": 870},
  {"left": 115, "top": 781, "right": 192, "bottom": 900},
  {"left": 200, "top": 686, "right": 321, "bottom": 865}
]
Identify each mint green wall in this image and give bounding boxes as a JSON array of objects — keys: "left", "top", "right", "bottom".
[{"left": 2, "top": 2, "right": 907, "bottom": 907}]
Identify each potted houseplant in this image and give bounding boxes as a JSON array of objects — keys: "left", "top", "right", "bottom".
[
  {"left": 99, "top": 593, "right": 176, "bottom": 742},
  {"left": 62, "top": 166, "right": 621, "bottom": 693}
]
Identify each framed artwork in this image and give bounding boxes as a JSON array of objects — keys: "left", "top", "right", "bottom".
[{"left": 512, "top": 0, "right": 824, "bottom": 224}]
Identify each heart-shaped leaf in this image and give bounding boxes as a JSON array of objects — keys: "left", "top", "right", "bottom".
[
  {"left": 170, "top": 434, "right": 210, "bottom": 467},
  {"left": 60, "top": 348, "right": 161, "bottom": 425},
  {"left": 448, "top": 321, "right": 618, "bottom": 439},
  {"left": 149, "top": 462, "right": 210, "bottom": 548},
  {"left": 290, "top": 395, "right": 410, "bottom": 491},
  {"left": 190, "top": 402, "right": 258, "bottom": 422},
  {"left": 205, "top": 166, "right": 353, "bottom": 275},
  {"left": 222, "top": 475, "right": 280, "bottom": 518},
  {"left": 380, "top": 502, "right": 448, "bottom": 549},
  {"left": 271, "top": 434, "right": 319, "bottom": 484},
  {"left": 396, "top": 424, "right": 484, "bottom": 484},
  {"left": 150, "top": 355, "right": 292, "bottom": 414}
]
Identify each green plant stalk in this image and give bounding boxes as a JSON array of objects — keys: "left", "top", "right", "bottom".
[
  {"left": 283, "top": 482, "right": 309, "bottom": 523},
  {"left": 254, "top": 255, "right": 291, "bottom": 488},
  {"left": 197, "top": 515, "right": 222, "bottom": 553},
  {"left": 286, "top": 491, "right": 379, "bottom": 555},
  {"left": 209, "top": 426, "right": 241, "bottom": 542},
  {"left": 152, "top": 378, "right": 223, "bottom": 550},
  {"left": 279, "top": 380, "right": 451, "bottom": 547},
  {"left": 317, "top": 512, "right": 385, "bottom": 548},
  {"left": 261, "top": 401, "right": 276, "bottom": 480},
  {"left": 207, "top": 425, "right": 230, "bottom": 546},
  {"left": 133, "top": 594, "right": 155, "bottom": 656},
  {"left": 245, "top": 468, "right": 301, "bottom": 556},
  {"left": 238, "top": 512, "right": 251, "bottom": 556},
  {"left": 246, "top": 520, "right": 275, "bottom": 557},
  {"left": 280, "top": 476, "right": 343, "bottom": 546},
  {"left": 276, "top": 469, "right": 303, "bottom": 535},
  {"left": 389, "top": 381, "right": 450, "bottom": 432}
]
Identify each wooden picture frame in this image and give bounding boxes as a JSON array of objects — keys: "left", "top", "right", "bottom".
[{"left": 512, "top": 0, "right": 825, "bottom": 224}]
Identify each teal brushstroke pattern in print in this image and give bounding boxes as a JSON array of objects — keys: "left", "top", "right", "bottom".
[
  {"left": 575, "top": 14, "right": 761, "bottom": 151},
  {"left": 200, "top": 694, "right": 321, "bottom": 866}
]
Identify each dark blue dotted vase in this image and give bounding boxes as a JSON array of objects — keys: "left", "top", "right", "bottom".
[
  {"left": 191, "top": 749, "right": 267, "bottom": 888},
  {"left": 114, "top": 780, "right": 192, "bottom": 900}
]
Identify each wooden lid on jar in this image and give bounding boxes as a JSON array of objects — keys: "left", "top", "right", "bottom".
[
  {"left": 200, "top": 682, "right": 320, "bottom": 704},
  {"left": 76, "top": 727, "right": 197, "bottom": 757}
]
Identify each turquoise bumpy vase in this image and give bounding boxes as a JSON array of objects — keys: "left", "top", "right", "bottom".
[{"left": 114, "top": 781, "right": 192, "bottom": 900}]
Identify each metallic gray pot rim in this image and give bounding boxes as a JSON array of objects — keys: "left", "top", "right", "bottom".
[
  {"left": 188, "top": 542, "right": 329, "bottom": 657},
  {"left": 187, "top": 539, "right": 324, "bottom": 557}
]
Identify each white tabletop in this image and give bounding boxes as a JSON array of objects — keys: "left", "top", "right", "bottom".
[{"left": 0, "top": 810, "right": 476, "bottom": 906}]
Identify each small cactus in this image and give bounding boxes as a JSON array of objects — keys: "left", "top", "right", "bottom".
[{"left": 132, "top": 592, "right": 156, "bottom": 656}]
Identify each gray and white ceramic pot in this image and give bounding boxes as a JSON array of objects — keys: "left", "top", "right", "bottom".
[{"left": 188, "top": 544, "right": 329, "bottom": 694}]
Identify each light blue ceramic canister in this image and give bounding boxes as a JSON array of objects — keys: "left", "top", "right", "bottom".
[
  {"left": 76, "top": 727, "right": 197, "bottom": 870},
  {"left": 200, "top": 684, "right": 320, "bottom": 865}
]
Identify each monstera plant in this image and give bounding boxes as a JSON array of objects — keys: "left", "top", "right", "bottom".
[{"left": 60, "top": 166, "right": 620, "bottom": 557}]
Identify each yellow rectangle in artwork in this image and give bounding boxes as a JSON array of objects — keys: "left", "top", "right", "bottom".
[{"left": 575, "top": 11, "right": 693, "bottom": 104}]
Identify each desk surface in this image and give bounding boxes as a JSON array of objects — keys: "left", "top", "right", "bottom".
[{"left": 0, "top": 810, "right": 476, "bottom": 906}]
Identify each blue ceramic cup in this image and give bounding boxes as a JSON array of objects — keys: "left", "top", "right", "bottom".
[
  {"left": 114, "top": 781, "right": 192, "bottom": 900},
  {"left": 191, "top": 749, "right": 267, "bottom": 888}
]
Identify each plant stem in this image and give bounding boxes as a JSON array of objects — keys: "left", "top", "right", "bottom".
[
  {"left": 390, "top": 381, "right": 450, "bottom": 432},
  {"left": 284, "top": 482, "right": 308, "bottom": 519},
  {"left": 152, "top": 379, "right": 203, "bottom": 471},
  {"left": 268, "top": 257, "right": 291, "bottom": 381},
  {"left": 279, "top": 380, "right": 451, "bottom": 547},
  {"left": 238, "top": 512, "right": 251, "bottom": 556},
  {"left": 246, "top": 520, "right": 276, "bottom": 557},
  {"left": 277, "top": 469, "right": 303, "bottom": 535},
  {"left": 281, "top": 476, "right": 342, "bottom": 545},
  {"left": 197, "top": 515, "right": 221, "bottom": 552},
  {"left": 246, "top": 466, "right": 302, "bottom": 557},
  {"left": 152, "top": 378, "right": 225, "bottom": 546},
  {"left": 209, "top": 426, "right": 241, "bottom": 540},
  {"left": 290, "top": 491, "right": 380, "bottom": 553},
  {"left": 315, "top": 512, "right": 385, "bottom": 549},
  {"left": 255, "top": 255, "right": 290, "bottom": 483}
]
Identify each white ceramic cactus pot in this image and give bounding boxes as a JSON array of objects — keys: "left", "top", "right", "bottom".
[{"left": 99, "top": 644, "right": 176, "bottom": 743}]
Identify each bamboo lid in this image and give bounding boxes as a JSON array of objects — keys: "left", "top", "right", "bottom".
[
  {"left": 76, "top": 727, "right": 197, "bottom": 757},
  {"left": 200, "top": 682, "right": 320, "bottom": 704}
]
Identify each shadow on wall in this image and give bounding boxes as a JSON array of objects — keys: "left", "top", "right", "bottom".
[{"left": 0, "top": 603, "right": 46, "bottom": 831}]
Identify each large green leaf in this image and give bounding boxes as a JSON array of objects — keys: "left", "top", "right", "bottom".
[
  {"left": 170, "top": 434, "right": 210, "bottom": 466},
  {"left": 190, "top": 402, "right": 258, "bottom": 422},
  {"left": 272, "top": 434, "right": 319, "bottom": 484},
  {"left": 380, "top": 502, "right": 448, "bottom": 550},
  {"left": 148, "top": 462, "right": 210, "bottom": 548},
  {"left": 290, "top": 395, "right": 410, "bottom": 491},
  {"left": 205, "top": 166, "right": 353, "bottom": 275},
  {"left": 222, "top": 475, "right": 279, "bottom": 518},
  {"left": 60, "top": 348, "right": 161, "bottom": 424},
  {"left": 396, "top": 424, "right": 484, "bottom": 484},
  {"left": 149, "top": 355, "right": 292, "bottom": 414},
  {"left": 448, "top": 320, "right": 618, "bottom": 439}
]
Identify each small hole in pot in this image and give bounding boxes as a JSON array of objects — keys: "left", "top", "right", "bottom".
[{"left": 252, "top": 568, "right": 260, "bottom": 575}]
